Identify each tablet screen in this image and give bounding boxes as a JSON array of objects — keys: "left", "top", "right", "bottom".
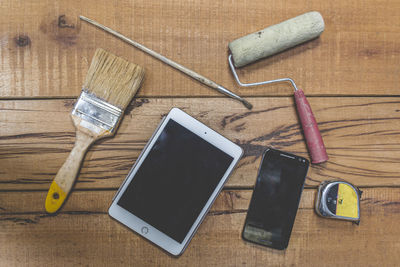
[{"left": 117, "top": 119, "right": 234, "bottom": 243}]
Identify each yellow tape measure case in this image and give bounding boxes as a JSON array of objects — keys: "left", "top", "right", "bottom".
[{"left": 315, "top": 181, "right": 362, "bottom": 224}]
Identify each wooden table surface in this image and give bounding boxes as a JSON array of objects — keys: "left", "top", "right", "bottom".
[{"left": 1, "top": 0, "right": 399, "bottom": 266}]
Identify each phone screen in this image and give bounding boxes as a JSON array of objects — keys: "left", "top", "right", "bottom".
[{"left": 242, "top": 148, "right": 309, "bottom": 250}]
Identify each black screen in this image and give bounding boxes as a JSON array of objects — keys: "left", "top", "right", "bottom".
[
  {"left": 118, "top": 119, "right": 234, "bottom": 243},
  {"left": 243, "top": 149, "right": 309, "bottom": 249}
]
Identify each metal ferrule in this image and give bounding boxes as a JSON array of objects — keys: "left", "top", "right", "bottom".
[{"left": 72, "top": 91, "right": 123, "bottom": 133}]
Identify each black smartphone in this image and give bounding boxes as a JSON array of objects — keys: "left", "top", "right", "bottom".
[{"left": 242, "top": 148, "right": 309, "bottom": 250}]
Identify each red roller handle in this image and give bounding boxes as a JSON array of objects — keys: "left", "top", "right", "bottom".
[{"left": 294, "top": 89, "right": 328, "bottom": 164}]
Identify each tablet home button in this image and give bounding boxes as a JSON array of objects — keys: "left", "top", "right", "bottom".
[{"left": 141, "top": 226, "right": 149, "bottom": 234}]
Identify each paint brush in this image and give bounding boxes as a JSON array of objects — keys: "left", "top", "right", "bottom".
[
  {"left": 79, "top": 15, "right": 252, "bottom": 110},
  {"left": 45, "top": 48, "right": 145, "bottom": 214}
]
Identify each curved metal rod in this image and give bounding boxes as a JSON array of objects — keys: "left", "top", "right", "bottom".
[{"left": 228, "top": 54, "right": 298, "bottom": 91}]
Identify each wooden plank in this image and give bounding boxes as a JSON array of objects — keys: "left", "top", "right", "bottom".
[
  {"left": 0, "top": 190, "right": 253, "bottom": 215},
  {"left": 1, "top": 0, "right": 399, "bottom": 98},
  {"left": 0, "top": 188, "right": 399, "bottom": 266},
  {"left": 1, "top": 97, "right": 400, "bottom": 190}
]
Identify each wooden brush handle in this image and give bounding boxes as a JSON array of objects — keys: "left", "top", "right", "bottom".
[{"left": 45, "top": 131, "right": 95, "bottom": 213}]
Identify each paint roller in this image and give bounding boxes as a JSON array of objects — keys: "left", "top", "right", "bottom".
[{"left": 228, "top": 11, "right": 328, "bottom": 164}]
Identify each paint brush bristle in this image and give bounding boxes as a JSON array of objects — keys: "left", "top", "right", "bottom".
[
  {"left": 45, "top": 48, "right": 145, "bottom": 214},
  {"left": 83, "top": 48, "right": 145, "bottom": 110}
]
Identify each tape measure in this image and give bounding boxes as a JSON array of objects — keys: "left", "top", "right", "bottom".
[{"left": 315, "top": 181, "right": 362, "bottom": 223}]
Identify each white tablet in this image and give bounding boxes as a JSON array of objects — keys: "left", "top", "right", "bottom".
[{"left": 109, "top": 108, "right": 243, "bottom": 256}]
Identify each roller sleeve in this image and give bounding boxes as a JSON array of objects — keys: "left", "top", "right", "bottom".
[
  {"left": 294, "top": 89, "right": 328, "bottom": 164},
  {"left": 229, "top": 11, "right": 325, "bottom": 68}
]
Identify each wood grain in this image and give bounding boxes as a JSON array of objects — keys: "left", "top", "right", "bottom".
[
  {"left": 1, "top": 188, "right": 399, "bottom": 266},
  {"left": 1, "top": 97, "right": 399, "bottom": 190},
  {"left": 1, "top": 0, "right": 399, "bottom": 98}
]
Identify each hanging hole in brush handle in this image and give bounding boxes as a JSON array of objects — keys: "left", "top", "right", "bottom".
[{"left": 294, "top": 89, "right": 328, "bottom": 164}]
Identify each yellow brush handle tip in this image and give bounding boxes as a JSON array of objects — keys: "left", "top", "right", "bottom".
[{"left": 45, "top": 181, "right": 67, "bottom": 214}]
